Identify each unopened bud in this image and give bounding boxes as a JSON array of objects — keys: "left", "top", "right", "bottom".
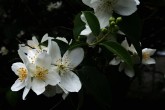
[
  {"left": 101, "top": 28, "right": 108, "bottom": 34},
  {"left": 110, "top": 21, "right": 116, "bottom": 26},
  {"left": 109, "top": 17, "right": 115, "bottom": 22},
  {"left": 116, "top": 17, "right": 122, "bottom": 24}
]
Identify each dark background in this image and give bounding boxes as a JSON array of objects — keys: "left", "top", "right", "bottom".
[{"left": 1, "top": 0, "right": 165, "bottom": 110}]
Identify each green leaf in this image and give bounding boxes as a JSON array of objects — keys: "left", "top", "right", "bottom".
[
  {"left": 117, "top": 12, "right": 142, "bottom": 58},
  {"left": 100, "top": 41, "right": 133, "bottom": 68},
  {"left": 69, "top": 41, "right": 87, "bottom": 50},
  {"left": 6, "top": 90, "right": 19, "bottom": 106},
  {"left": 73, "top": 13, "right": 86, "bottom": 40},
  {"left": 82, "top": 11, "right": 100, "bottom": 36},
  {"left": 79, "top": 66, "right": 111, "bottom": 109}
]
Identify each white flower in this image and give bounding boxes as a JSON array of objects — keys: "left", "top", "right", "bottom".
[
  {"left": 11, "top": 49, "right": 31, "bottom": 100},
  {"left": 47, "top": 1, "right": 62, "bottom": 11},
  {"left": 109, "top": 38, "right": 136, "bottom": 77},
  {"left": 0, "top": 46, "right": 8, "bottom": 55},
  {"left": 142, "top": 48, "right": 156, "bottom": 65},
  {"left": 82, "top": 0, "right": 140, "bottom": 28},
  {"left": 19, "top": 33, "right": 53, "bottom": 53},
  {"left": 28, "top": 51, "right": 61, "bottom": 95},
  {"left": 48, "top": 41, "right": 84, "bottom": 93},
  {"left": 80, "top": 13, "right": 97, "bottom": 44}
]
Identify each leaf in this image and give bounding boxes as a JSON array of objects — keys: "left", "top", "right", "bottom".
[
  {"left": 100, "top": 41, "right": 133, "bottom": 68},
  {"left": 82, "top": 11, "right": 100, "bottom": 36},
  {"left": 6, "top": 90, "right": 19, "bottom": 107},
  {"left": 117, "top": 12, "right": 142, "bottom": 58},
  {"left": 78, "top": 66, "right": 111, "bottom": 109},
  {"left": 68, "top": 41, "right": 87, "bottom": 50},
  {"left": 73, "top": 13, "right": 86, "bottom": 40}
]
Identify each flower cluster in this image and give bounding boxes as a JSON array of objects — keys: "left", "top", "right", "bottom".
[
  {"left": 10, "top": 0, "right": 157, "bottom": 104},
  {"left": 11, "top": 34, "right": 84, "bottom": 100}
]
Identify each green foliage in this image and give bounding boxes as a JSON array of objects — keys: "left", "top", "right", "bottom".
[
  {"left": 79, "top": 66, "right": 111, "bottom": 109},
  {"left": 82, "top": 11, "right": 101, "bottom": 36},
  {"left": 100, "top": 41, "right": 133, "bottom": 68},
  {"left": 117, "top": 12, "right": 142, "bottom": 58},
  {"left": 73, "top": 13, "right": 86, "bottom": 40}
]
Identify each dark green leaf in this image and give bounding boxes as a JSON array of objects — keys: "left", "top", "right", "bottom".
[
  {"left": 79, "top": 66, "right": 111, "bottom": 109},
  {"left": 82, "top": 11, "right": 100, "bottom": 36},
  {"left": 100, "top": 41, "right": 133, "bottom": 68},
  {"left": 73, "top": 13, "right": 86, "bottom": 40},
  {"left": 69, "top": 41, "right": 87, "bottom": 50},
  {"left": 117, "top": 12, "right": 142, "bottom": 58}
]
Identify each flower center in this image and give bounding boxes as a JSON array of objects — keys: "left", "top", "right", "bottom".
[
  {"left": 17, "top": 67, "right": 27, "bottom": 82},
  {"left": 143, "top": 52, "right": 150, "bottom": 60},
  {"left": 35, "top": 66, "right": 48, "bottom": 80}
]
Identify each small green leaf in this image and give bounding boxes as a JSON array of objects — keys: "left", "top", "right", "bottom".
[
  {"left": 82, "top": 11, "right": 100, "bottom": 36},
  {"left": 100, "top": 41, "right": 133, "bottom": 68},
  {"left": 73, "top": 13, "right": 86, "bottom": 40}
]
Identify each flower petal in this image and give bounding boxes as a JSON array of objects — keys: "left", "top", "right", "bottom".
[
  {"left": 59, "top": 71, "right": 81, "bottom": 92},
  {"left": 11, "top": 62, "right": 26, "bottom": 75},
  {"left": 142, "top": 48, "right": 156, "bottom": 56},
  {"left": 109, "top": 57, "right": 121, "bottom": 65},
  {"left": 46, "top": 68, "right": 61, "bottom": 86},
  {"left": 11, "top": 79, "right": 25, "bottom": 91},
  {"left": 31, "top": 79, "right": 45, "bottom": 95},
  {"left": 48, "top": 41, "right": 61, "bottom": 65},
  {"left": 18, "top": 49, "right": 29, "bottom": 65},
  {"left": 82, "top": 0, "right": 92, "bottom": 7},
  {"left": 142, "top": 58, "right": 156, "bottom": 65},
  {"left": 62, "top": 48, "right": 84, "bottom": 68},
  {"left": 124, "top": 67, "right": 135, "bottom": 77},
  {"left": 27, "top": 36, "right": 39, "bottom": 48},
  {"left": 114, "top": 0, "right": 137, "bottom": 16},
  {"left": 22, "top": 88, "right": 30, "bottom": 100},
  {"left": 35, "top": 52, "right": 51, "bottom": 69},
  {"left": 41, "top": 33, "right": 54, "bottom": 43}
]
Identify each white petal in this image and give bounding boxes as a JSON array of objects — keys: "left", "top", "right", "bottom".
[
  {"left": 18, "top": 49, "right": 29, "bottom": 65},
  {"left": 114, "top": 0, "right": 137, "bottom": 16},
  {"left": 56, "top": 37, "right": 68, "bottom": 44},
  {"left": 27, "top": 36, "right": 39, "bottom": 48},
  {"left": 82, "top": 0, "right": 92, "bottom": 8},
  {"left": 22, "top": 88, "right": 30, "bottom": 100},
  {"left": 62, "top": 48, "right": 84, "bottom": 68},
  {"left": 41, "top": 33, "right": 54, "bottom": 43},
  {"left": 129, "top": 44, "right": 137, "bottom": 54},
  {"left": 48, "top": 41, "right": 61, "bottom": 65},
  {"left": 96, "top": 11, "right": 112, "bottom": 28},
  {"left": 31, "top": 79, "right": 46, "bottom": 95},
  {"left": 80, "top": 26, "right": 91, "bottom": 36},
  {"left": 121, "top": 38, "right": 129, "bottom": 50},
  {"left": 134, "top": 0, "right": 140, "bottom": 5},
  {"left": 109, "top": 57, "right": 121, "bottom": 65},
  {"left": 119, "top": 62, "right": 125, "bottom": 72},
  {"left": 35, "top": 52, "right": 51, "bottom": 69},
  {"left": 62, "top": 92, "right": 69, "bottom": 99},
  {"left": 46, "top": 69, "right": 61, "bottom": 86},
  {"left": 59, "top": 71, "right": 81, "bottom": 92},
  {"left": 142, "top": 48, "right": 156, "bottom": 56},
  {"left": 142, "top": 58, "right": 156, "bottom": 65},
  {"left": 11, "top": 62, "right": 26, "bottom": 75},
  {"left": 124, "top": 67, "right": 135, "bottom": 77},
  {"left": 11, "top": 79, "right": 25, "bottom": 91}
]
